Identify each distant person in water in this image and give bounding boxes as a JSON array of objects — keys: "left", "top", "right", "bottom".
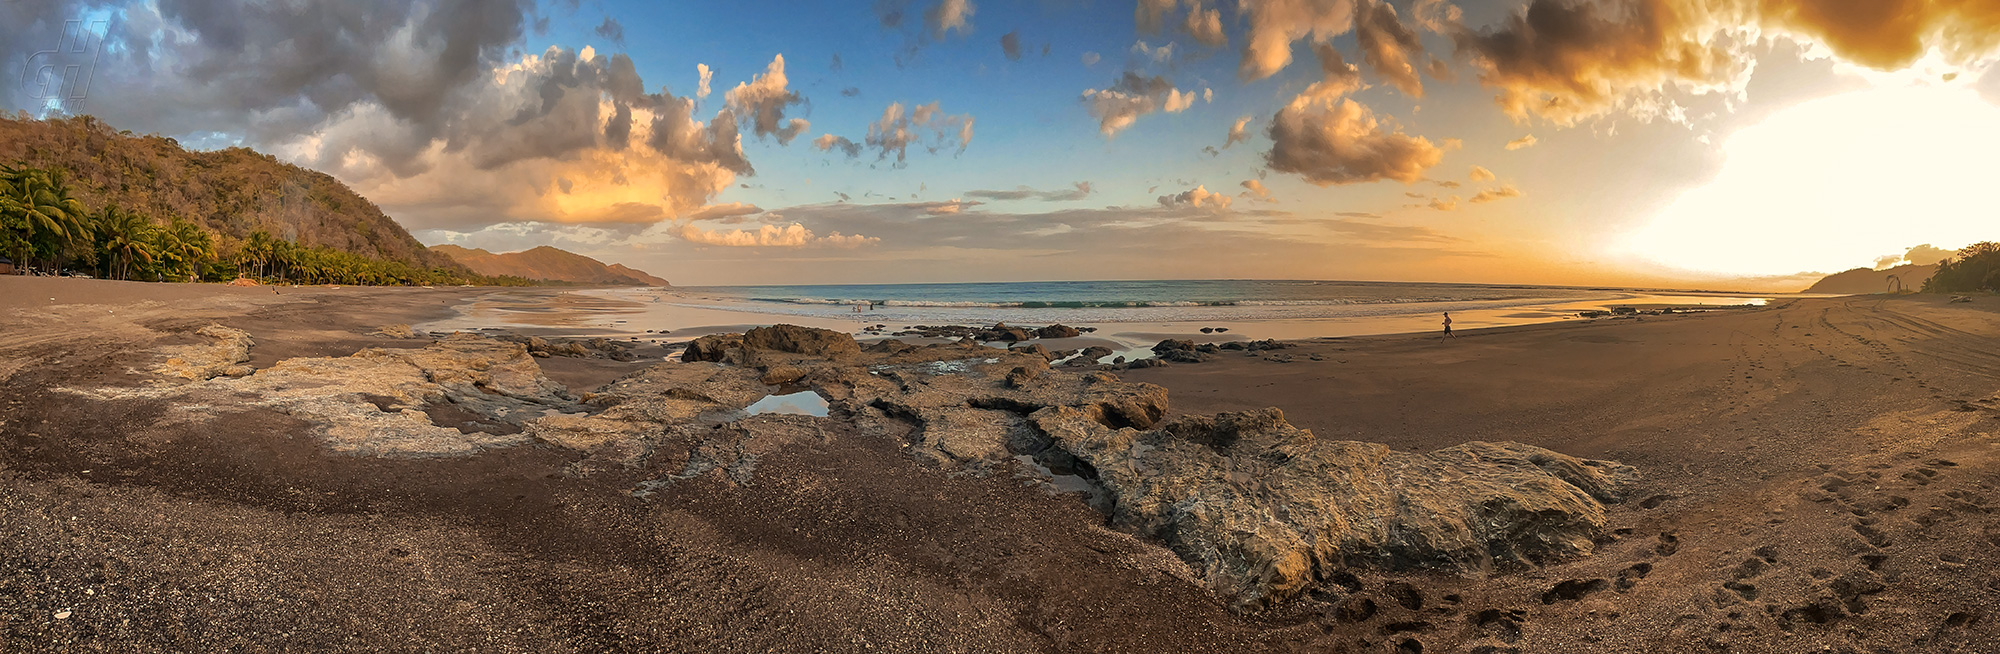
[{"left": 1441, "top": 312, "right": 1454, "bottom": 340}]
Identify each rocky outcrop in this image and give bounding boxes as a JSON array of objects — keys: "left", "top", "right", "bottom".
[
  {"left": 1027, "top": 406, "right": 1637, "bottom": 610},
  {"left": 1034, "top": 324, "right": 1082, "bottom": 339},
  {"left": 91, "top": 323, "right": 1640, "bottom": 613},
  {"left": 90, "top": 332, "right": 580, "bottom": 457},
  {"left": 154, "top": 324, "right": 255, "bottom": 380},
  {"left": 741, "top": 324, "right": 862, "bottom": 359},
  {"left": 493, "top": 334, "right": 643, "bottom": 361}
]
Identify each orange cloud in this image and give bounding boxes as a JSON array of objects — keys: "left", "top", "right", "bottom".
[
  {"left": 1436, "top": 0, "right": 2000, "bottom": 124},
  {"left": 1265, "top": 97, "right": 1445, "bottom": 186},
  {"left": 1471, "top": 184, "right": 1524, "bottom": 203}
]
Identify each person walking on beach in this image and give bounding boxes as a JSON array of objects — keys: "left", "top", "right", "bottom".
[{"left": 1441, "top": 312, "right": 1454, "bottom": 341}]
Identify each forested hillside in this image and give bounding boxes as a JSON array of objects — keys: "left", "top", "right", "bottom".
[{"left": 0, "top": 114, "right": 461, "bottom": 274}]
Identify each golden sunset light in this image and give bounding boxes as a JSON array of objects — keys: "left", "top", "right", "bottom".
[{"left": 6, "top": 2, "right": 2000, "bottom": 651}]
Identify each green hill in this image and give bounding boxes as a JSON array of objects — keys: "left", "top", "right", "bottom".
[
  {"left": 431, "top": 245, "right": 669, "bottom": 286},
  {"left": 0, "top": 114, "right": 462, "bottom": 274}
]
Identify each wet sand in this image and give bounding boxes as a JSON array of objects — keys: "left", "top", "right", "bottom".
[{"left": 3, "top": 277, "right": 1997, "bottom": 652}]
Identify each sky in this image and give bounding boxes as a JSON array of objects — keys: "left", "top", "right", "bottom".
[{"left": 5, "top": 0, "right": 2000, "bottom": 289}]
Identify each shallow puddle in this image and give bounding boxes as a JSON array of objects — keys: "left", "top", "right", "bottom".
[{"left": 742, "top": 391, "right": 830, "bottom": 417}]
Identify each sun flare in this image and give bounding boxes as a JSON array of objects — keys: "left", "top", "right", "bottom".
[{"left": 1629, "top": 82, "right": 2000, "bottom": 277}]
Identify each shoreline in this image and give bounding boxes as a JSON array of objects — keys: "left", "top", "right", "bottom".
[{"left": 415, "top": 283, "right": 1783, "bottom": 352}]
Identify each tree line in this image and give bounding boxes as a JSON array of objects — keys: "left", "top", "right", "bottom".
[
  {"left": 1921, "top": 242, "right": 2000, "bottom": 294},
  {"left": 2, "top": 163, "right": 540, "bottom": 286}
]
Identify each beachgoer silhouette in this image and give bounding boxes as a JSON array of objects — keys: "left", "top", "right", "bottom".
[{"left": 1441, "top": 312, "right": 1454, "bottom": 341}]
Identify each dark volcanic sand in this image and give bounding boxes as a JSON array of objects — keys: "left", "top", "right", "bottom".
[{"left": 3, "top": 277, "right": 1999, "bottom": 653}]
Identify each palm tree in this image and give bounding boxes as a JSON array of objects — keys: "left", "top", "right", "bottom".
[
  {"left": 96, "top": 205, "right": 156, "bottom": 281},
  {"left": 239, "top": 231, "right": 274, "bottom": 279},
  {"left": 150, "top": 217, "right": 215, "bottom": 282},
  {"left": 1, "top": 165, "right": 87, "bottom": 273}
]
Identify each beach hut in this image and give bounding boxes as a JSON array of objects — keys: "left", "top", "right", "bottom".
[{"left": 0, "top": 257, "right": 15, "bottom": 275}]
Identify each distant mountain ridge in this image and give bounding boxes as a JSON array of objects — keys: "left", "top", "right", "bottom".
[
  {"left": 1803, "top": 263, "right": 1938, "bottom": 294},
  {"left": 0, "top": 115, "right": 463, "bottom": 272},
  {"left": 430, "top": 245, "right": 668, "bottom": 286}
]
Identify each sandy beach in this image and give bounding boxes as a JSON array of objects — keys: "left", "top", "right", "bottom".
[{"left": 3, "top": 276, "right": 1997, "bottom": 653}]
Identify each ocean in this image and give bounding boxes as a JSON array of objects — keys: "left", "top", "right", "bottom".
[
  {"left": 418, "top": 279, "right": 1775, "bottom": 346},
  {"left": 650, "top": 279, "right": 1767, "bottom": 327}
]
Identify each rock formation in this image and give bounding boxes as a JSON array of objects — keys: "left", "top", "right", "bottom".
[
  {"left": 83, "top": 323, "right": 1638, "bottom": 611},
  {"left": 1028, "top": 406, "right": 1637, "bottom": 609}
]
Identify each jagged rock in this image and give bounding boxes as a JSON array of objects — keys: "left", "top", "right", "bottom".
[
  {"left": 1153, "top": 339, "right": 1196, "bottom": 354},
  {"left": 982, "top": 323, "right": 1032, "bottom": 342},
  {"left": 682, "top": 333, "right": 742, "bottom": 362},
  {"left": 742, "top": 324, "right": 861, "bottom": 358},
  {"left": 1069, "top": 346, "right": 1114, "bottom": 365},
  {"left": 1026, "top": 407, "right": 1637, "bottom": 610},
  {"left": 372, "top": 324, "right": 421, "bottom": 339},
  {"left": 93, "top": 333, "right": 578, "bottom": 457},
  {"left": 1009, "top": 343, "right": 1053, "bottom": 360},
  {"left": 1006, "top": 365, "right": 1043, "bottom": 389},
  {"left": 761, "top": 364, "right": 811, "bottom": 385},
  {"left": 1035, "top": 324, "right": 1082, "bottom": 339},
  {"left": 154, "top": 324, "right": 255, "bottom": 380}
]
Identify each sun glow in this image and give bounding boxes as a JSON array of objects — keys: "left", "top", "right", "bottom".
[{"left": 1628, "top": 83, "right": 2000, "bottom": 276}]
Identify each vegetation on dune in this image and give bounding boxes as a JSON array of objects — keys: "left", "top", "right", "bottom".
[{"left": 1922, "top": 242, "right": 2000, "bottom": 293}]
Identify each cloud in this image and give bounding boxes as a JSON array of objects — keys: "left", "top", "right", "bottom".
[
  {"left": 1427, "top": 195, "right": 1460, "bottom": 211},
  {"left": 696, "top": 64, "right": 714, "bottom": 98},
  {"left": 685, "top": 203, "right": 766, "bottom": 222},
  {"left": 1136, "top": 0, "right": 1178, "bottom": 32},
  {"left": 1504, "top": 134, "right": 1537, "bottom": 150},
  {"left": 593, "top": 16, "right": 624, "bottom": 43},
  {"left": 1158, "top": 185, "right": 1234, "bottom": 210},
  {"left": 1470, "top": 184, "right": 1523, "bottom": 203},
  {"left": 1081, "top": 72, "right": 1209, "bottom": 137},
  {"left": 813, "top": 133, "right": 864, "bottom": 157},
  {"left": 724, "top": 54, "right": 810, "bottom": 145},
  {"left": 1001, "top": 31, "right": 1022, "bottom": 60},
  {"left": 1469, "top": 165, "right": 1495, "bottom": 181},
  {"left": 927, "top": 0, "right": 975, "bottom": 38},
  {"left": 966, "top": 182, "right": 1094, "bottom": 202},
  {"left": 667, "top": 222, "right": 879, "bottom": 248},
  {"left": 859, "top": 101, "right": 975, "bottom": 164},
  {"left": 1185, "top": 1, "right": 1228, "bottom": 46},
  {"left": 1353, "top": 0, "right": 1424, "bottom": 97},
  {"left": 273, "top": 45, "right": 762, "bottom": 232},
  {"left": 1305, "top": 42, "right": 1367, "bottom": 101},
  {"left": 1135, "top": 40, "right": 1177, "bottom": 63},
  {"left": 1326, "top": 218, "right": 1460, "bottom": 243},
  {"left": 1265, "top": 96, "right": 1446, "bottom": 186},
  {"left": 5, "top": 0, "right": 532, "bottom": 156},
  {"left": 923, "top": 198, "right": 983, "bottom": 214},
  {"left": 1082, "top": 51, "right": 1102, "bottom": 66},
  {"left": 1876, "top": 243, "right": 1956, "bottom": 269},
  {"left": 841, "top": 87, "right": 862, "bottom": 97},
  {"left": 1428, "top": 0, "right": 2000, "bottom": 125},
  {"left": 1240, "top": 179, "right": 1275, "bottom": 202},
  {"left": 1236, "top": 0, "right": 1360, "bottom": 81},
  {"left": 1225, "top": 115, "right": 1254, "bottom": 148}
]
